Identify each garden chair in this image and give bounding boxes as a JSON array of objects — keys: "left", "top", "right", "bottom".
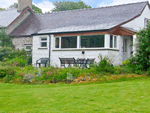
[{"left": 36, "top": 58, "right": 49, "bottom": 67}]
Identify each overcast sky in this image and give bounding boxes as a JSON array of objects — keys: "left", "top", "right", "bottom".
[{"left": 0, "top": 0, "right": 149, "bottom": 13}]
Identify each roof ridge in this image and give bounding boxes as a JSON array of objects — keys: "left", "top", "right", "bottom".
[
  {"left": 36, "top": 1, "right": 148, "bottom": 15},
  {"left": 97, "top": 1, "right": 148, "bottom": 8},
  {"left": 0, "top": 8, "right": 17, "bottom": 12}
]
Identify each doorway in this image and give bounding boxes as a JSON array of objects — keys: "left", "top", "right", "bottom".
[{"left": 123, "top": 38, "right": 128, "bottom": 61}]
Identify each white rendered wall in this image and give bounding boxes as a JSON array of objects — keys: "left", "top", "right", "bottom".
[
  {"left": 32, "top": 35, "right": 50, "bottom": 67},
  {"left": 32, "top": 34, "right": 128, "bottom": 67},
  {"left": 122, "top": 5, "right": 150, "bottom": 31},
  {"left": 50, "top": 34, "right": 122, "bottom": 67}
]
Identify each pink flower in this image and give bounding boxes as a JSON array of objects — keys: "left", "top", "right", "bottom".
[
  {"left": 13, "top": 62, "right": 18, "bottom": 66},
  {"left": 47, "top": 71, "right": 52, "bottom": 76}
]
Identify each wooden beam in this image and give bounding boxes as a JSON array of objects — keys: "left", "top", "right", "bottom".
[{"left": 54, "top": 31, "right": 109, "bottom": 37}]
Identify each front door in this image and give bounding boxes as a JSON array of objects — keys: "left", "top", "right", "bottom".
[{"left": 123, "top": 38, "right": 128, "bottom": 61}]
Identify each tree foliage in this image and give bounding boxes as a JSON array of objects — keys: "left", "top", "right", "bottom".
[
  {"left": 130, "top": 22, "right": 150, "bottom": 71},
  {"left": 9, "top": 3, "right": 18, "bottom": 8},
  {"left": 32, "top": 4, "right": 42, "bottom": 13},
  {"left": 0, "top": 8, "right": 4, "bottom": 11},
  {"left": 9, "top": 3, "right": 42, "bottom": 13},
  {"left": 0, "top": 27, "right": 14, "bottom": 48},
  {"left": 52, "top": 0, "right": 91, "bottom": 12}
]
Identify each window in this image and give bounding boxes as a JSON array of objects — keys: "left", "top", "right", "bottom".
[
  {"left": 61, "top": 36, "right": 77, "bottom": 48},
  {"left": 110, "top": 35, "right": 117, "bottom": 48},
  {"left": 144, "top": 18, "right": 150, "bottom": 27},
  {"left": 25, "top": 45, "right": 32, "bottom": 56},
  {"left": 114, "top": 36, "right": 117, "bottom": 48},
  {"left": 40, "top": 37, "right": 47, "bottom": 47},
  {"left": 123, "top": 39, "right": 127, "bottom": 52},
  {"left": 55, "top": 38, "right": 59, "bottom": 48},
  {"left": 25, "top": 45, "right": 31, "bottom": 50},
  {"left": 110, "top": 35, "right": 113, "bottom": 48},
  {"left": 80, "top": 35, "right": 104, "bottom": 48}
]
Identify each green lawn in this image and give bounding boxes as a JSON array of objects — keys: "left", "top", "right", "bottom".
[{"left": 1, "top": 78, "right": 150, "bottom": 112}]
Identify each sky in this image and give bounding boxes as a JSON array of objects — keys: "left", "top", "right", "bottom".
[{"left": 0, "top": 0, "right": 149, "bottom": 13}]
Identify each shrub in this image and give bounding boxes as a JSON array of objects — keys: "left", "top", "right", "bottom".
[
  {"left": 1, "top": 58, "right": 28, "bottom": 67},
  {"left": 4, "top": 75, "right": 14, "bottom": 83},
  {"left": 0, "top": 67, "right": 8, "bottom": 78},
  {"left": 148, "top": 67, "right": 150, "bottom": 75},
  {"left": 91, "top": 54, "right": 114, "bottom": 74},
  {"left": 130, "top": 22, "right": 150, "bottom": 70},
  {"left": 0, "top": 47, "right": 13, "bottom": 61},
  {"left": 0, "top": 66, "right": 17, "bottom": 78},
  {"left": 122, "top": 59, "right": 130, "bottom": 65},
  {"left": 27, "top": 55, "right": 32, "bottom": 65}
]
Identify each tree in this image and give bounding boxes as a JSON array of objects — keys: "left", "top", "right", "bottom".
[
  {"left": 9, "top": 3, "right": 18, "bottom": 8},
  {"left": 32, "top": 4, "right": 42, "bottom": 13},
  {"left": 0, "top": 8, "right": 4, "bottom": 10},
  {"left": 52, "top": 0, "right": 91, "bottom": 12},
  {"left": 0, "top": 27, "right": 15, "bottom": 48},
  {"left": 130, "top": 22, "right": 150, "bottom": 71},
  {"left": 9, "top": 3, "right": 42, "bottom": 13}
]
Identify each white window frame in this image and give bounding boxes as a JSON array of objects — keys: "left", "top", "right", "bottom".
[
  {"left": 25, "top": 45, "right": 32, "bottom": 51},
  {"left": 144, "top": 18, "right": 150, "bottom": 28},
  {"left": 114, "top": 35, "right": 117, "bottom": 48},
  {"left": 40, "top": 37, "right": 47, "bottom": 47},
  {"left": 55, "top": 36, "right": 77, "bottom": 49},
  {"left": 80, "top": 34, "right": 105, "bottom": 48},
  {"left": 110, "top": 35, "right": 117, "bottom": 48},
  {"left": 55, "top": 37, "right": 60, "bottom": 48}
]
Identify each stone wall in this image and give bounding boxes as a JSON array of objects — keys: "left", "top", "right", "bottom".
[{"left": 11, "top": 36, "right": 32, "bottom": 50}]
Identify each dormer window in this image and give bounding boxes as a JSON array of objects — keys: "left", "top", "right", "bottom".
[{"left": 144, "top": 18, "right": 150, "bottom": 27}]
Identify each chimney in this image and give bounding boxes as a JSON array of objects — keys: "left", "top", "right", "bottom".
[{"left": 18, "top": 0, "right": 32, "bottom": 12}]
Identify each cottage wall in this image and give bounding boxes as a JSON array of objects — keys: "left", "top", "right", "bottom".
[
  {"left": 32, "top": 34, "right": 125, "bottom": 67},
  {"left": 32, "top": 35, "right": 50, "bottom": 67},
  {"left": 11, "top": 36, "right": 32, "bottom": 50}
]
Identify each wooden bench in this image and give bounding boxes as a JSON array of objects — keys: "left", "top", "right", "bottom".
[
  {"left": 85, "top": 58, "right": 95, "bottom": 68},
  {"left": 36, "top": 58, "right": 49, "bottom": 67},
  {"left": 59, "top": 57, "right": 76, "bottom": 67},
  {"left": 76, "top": 58, "right": 86, "bottom": 68}
]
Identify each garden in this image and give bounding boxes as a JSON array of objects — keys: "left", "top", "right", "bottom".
[
  {"left": 0, "top": 46, "right": 149, "bottom": 85},
  {"left": 0, "top": 22, "right": 150, "bottom": 84}
]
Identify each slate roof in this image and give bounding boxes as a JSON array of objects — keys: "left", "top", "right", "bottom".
[
  {"left": 10, "top": 1, "right": 148, "bottom": 36},
  {"left": 0, "top": 8, "right": 21, "bottom": 27}
]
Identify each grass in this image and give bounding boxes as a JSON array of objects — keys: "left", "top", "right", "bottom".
[{"left": 1, "top": 77, "right": 150, "bottom": 112}]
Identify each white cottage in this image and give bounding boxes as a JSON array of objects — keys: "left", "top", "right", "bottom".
[{"left": 5, "top": 0, "right": 150, "bottom": 67}]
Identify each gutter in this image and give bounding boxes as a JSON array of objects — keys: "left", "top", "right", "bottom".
[{"left": 31, "top": 29, "right": 110, "bottom": 36}]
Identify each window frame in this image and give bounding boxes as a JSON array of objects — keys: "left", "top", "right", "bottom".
[
  {"left": 114, "top": 35, "right": 117, "bottom": 48},
  {"left": 110, "top": 35, "right": 117, "bottom": 48},
  {"left": 40, "top": 37, "right": 47, "bottom": 47},
  {"left": 55, "top": 37, "right": 60, "bottom": 48},
  {"left": 25, "top": 44, "right": 32, "bottom": 51},
  {"left": 25, "top": 44, "right": 32, "bottom": 56},
  {"left": 80, "top": 34, "right": 105, "bottom": 48},
  {"left": 55, "top": 36, "right": 77, "bottom": 49},
  {"left": 144, "top": 18, "right": 150, "bottom": 27}
]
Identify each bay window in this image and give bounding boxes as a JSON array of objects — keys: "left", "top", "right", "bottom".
[{"left": 54, "top": 35, "right": 105, "bottom": 49}]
